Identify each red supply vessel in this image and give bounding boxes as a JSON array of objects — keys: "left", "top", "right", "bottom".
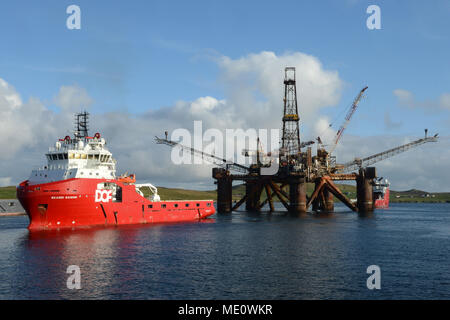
[
  {"left": 17, "top": 112, "right": 215, "bottom": 230},
  {"left": 373, "top": 177, "right": 390, "bottom": 209}
]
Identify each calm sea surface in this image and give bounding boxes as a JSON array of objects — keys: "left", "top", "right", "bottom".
[{"left": 0, "top": 203, "right": 449, "bottom": 299}]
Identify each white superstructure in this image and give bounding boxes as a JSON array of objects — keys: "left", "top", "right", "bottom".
[{"left": 29, "top": 134, "right": 117, "bottom": 185}]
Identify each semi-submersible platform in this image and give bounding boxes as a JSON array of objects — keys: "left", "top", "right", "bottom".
[{"left": 156, "top": 67, "right": 438, "bottom": 214}]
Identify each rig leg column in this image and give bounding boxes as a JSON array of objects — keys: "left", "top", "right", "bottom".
[
  {"left": 217, "top": 177, "right": 232, "bottom": 213},
  {"left": 323, "top": 187, "right": 334, "bottom": 212},
  {"left": 213, "top": 168, "right": 232, "bottom": 213},
  {"left": 289, "top": 179, "right": 307, "bottom": 214},
  {"left": 245, "top": 182, "right": 260, "bottom": 212},
  {"left": 356, "top": 168, "right": 375, "bottom": 213}
]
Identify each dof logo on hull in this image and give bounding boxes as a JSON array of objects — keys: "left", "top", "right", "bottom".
[{"left": 95, "top": 189, "right": 112, "bottom": 203}]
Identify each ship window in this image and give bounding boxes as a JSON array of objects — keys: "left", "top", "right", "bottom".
[
  {"left": 81, "top": 154, "right": 87, "bottom": 159},
  {"left": 161, "top": 204, "right": 166, "bottom": 208},
  {"left": 174, "top": 204, "right": 178, "bottom": 208},
  {"left": 207, "top": 203, "right": 211, "bottom": 207},
  {"left": 185, "top": 203, "right": 189, "bottom": 207},
  {"left": 68, "top": 153, "right": 74, "bottom": 159},
  {"left": 196, "top": 203, "right": 200, "bottom": 207},
  {"left": 148, "top": 204, "right": 153, "bottom": 209}
]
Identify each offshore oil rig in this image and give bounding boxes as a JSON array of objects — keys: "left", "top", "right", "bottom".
[{"left": 156, "top": 67, "right": 438, "bottom": 214}]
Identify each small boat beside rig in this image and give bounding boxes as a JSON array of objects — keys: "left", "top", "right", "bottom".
[
  {"left": 17, "top": 112, "right": 215, "bottom": 230},
  {"left": 373, "top": 178, "right": 390, "bottom": 209}
]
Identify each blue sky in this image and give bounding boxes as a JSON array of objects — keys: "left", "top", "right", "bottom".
[{"left": 1, "top": 0, "right": 449, "bottom": 190}]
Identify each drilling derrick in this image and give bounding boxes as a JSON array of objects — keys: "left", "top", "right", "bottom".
[{"left": 281, "top": 67, "right": 301, "bottom": 165}]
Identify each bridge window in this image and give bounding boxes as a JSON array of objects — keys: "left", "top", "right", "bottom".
[
  {"left": 51, "top": 154, "right": 58, "bottom": 160},
  {"left": 81, "top": 154, "right": 87, "bottom": 159},
  {"left": 75, "top": 153, "right": 80, "bottom": 159},
  {"left": 94, "top": 154, "right": 99, "bottom": 161},
  {"left": 68, "top": 153, "right": 74, "bottom": 159},
  {"left": 63, "top": 153, "right": 68, "bottom": 159}
]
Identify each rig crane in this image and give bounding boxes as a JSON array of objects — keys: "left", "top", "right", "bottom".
[
  {"left": 337, "top": 130, "right": 439, "bottom": 173},
  {"left": 328, "top": 86, "right": 368, "bottom": 155},
  {"left": 154, "top": 136, "right": 251, "bottom": 174}
]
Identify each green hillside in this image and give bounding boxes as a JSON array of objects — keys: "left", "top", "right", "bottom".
[
  {"left": 1, "top": 184, "right": 449, "bottom": 203},
  {"left": 0, "top": 186, "right": 16, "bottom": 199}
]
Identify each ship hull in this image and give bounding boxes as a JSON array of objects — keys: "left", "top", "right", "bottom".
[
  {"left": 17, "top": 178, "right": 215, "bottom": 230},
  {"left": 374, "top": 188, "right": 389, "bottom": 209}
]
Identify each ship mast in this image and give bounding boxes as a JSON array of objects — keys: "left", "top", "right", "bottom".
[{"left": 74, "top": 111, "right": 89, "bottom": 139}]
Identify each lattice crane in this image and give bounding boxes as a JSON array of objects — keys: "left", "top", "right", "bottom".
[
  {"left": 328, "top": 86, "right": 368, "bottom": 155},
  {"left": 337, "top": 130, "right": 438, "bottom": 173},
  {"left": 155, "top": 135, "right": 250, "bottom": 174}
]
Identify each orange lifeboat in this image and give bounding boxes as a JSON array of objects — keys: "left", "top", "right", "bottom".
[{"left": 118, "top": 173, "right": 136, "bottom": 184}]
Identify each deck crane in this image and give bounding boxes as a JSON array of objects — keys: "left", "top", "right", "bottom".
[
  {"left": 155, "top": 135, "right": 251, "bottom": 174},
  {"left": 328, "top": 86, "right": 368, "bottom": 155},
  {"left": 337, "top": 130, "right": 439, "bottom": 173}
]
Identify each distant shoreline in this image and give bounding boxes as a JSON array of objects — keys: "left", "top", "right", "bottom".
[
  {"left": 0, "top": 212, "right": 26, "bottom": 217},
  {"left": 1, "top": 184, "right": 449, "bottom": 206}
]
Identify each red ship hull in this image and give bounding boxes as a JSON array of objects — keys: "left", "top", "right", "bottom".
[
  {"left": 17, "top": 178, "right": 215, "bottom": 230},
  {"left": 374, "top": 188, "right": 389, "bottom": 209}
]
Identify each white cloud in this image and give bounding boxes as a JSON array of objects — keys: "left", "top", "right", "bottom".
[
  {"left": 53, "top": 85, "right": 93, "bottom": 112},
  {"left": 394, "top": 88, "right": 450, "bottom": 111},
  {"left": 439, "top": 93, "right": 450, "bottom": 110},
  {"left": 217, "top": 51, "right": 343, "bottom": 131}
]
